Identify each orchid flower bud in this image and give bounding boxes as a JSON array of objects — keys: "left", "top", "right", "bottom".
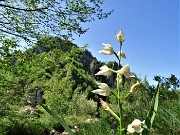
[
  {"left": 100, "top": 98, "right": 109, "bottom": 111},
  {"left": 117, "top": 50, "right": 126, "bottom": 59},
  {"left": 130, "top": 81, "right": 141, "bottom": 94},
  {"left": 116, "top": 28, "right": 125, "bottom": 43}
]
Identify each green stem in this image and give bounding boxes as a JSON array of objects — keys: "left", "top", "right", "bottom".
[
  {"left": 117, "top": 42, "right": 124, "bottom": 135},
  {"left": 39, "top": 103, "right": 75, "bottom": 135},
  {"left": 119, "top": 102, "right": 123, "bottom": 135},
  {"left": 117, "top": 83, "right": 124, "bottom": 135}
]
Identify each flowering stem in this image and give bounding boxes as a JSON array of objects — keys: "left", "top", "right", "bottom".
[
  {"left": 117, "top": 42, "right": 124, "bottom": 135},
  {"left": 117, "top": 83, "right": 124, "bottom": 135}
]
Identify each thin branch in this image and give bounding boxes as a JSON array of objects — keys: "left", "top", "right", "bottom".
[
  {"left": 0, "top": 4, "right": 48, "bottom": 12},
  {"left": 0, "top": 20, "right": 39, "bottom": 25},
  {"left": 0, "top": 21, "right": 10, "bottom": 24},
  {"left": 0, "top": 28, "right": 28, "bottom": 40}
]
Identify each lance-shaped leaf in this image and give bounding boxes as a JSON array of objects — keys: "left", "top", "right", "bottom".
[
  {"left": 38, "top": 103, "right": 74, "bottom": 135},
  {"left": 143, "top": 82, "right": 160, "bottom": 135}
]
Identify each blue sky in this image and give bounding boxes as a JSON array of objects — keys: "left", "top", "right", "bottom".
[{"left": 73, "top": 0, "right": 179, "bottom": 85}]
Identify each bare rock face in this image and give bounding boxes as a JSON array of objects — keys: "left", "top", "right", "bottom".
[
  {"left": 34, "top": 44, "right": 49, "bottom": 54},
  {"left": 80, "top": 50, "right": 99, "bottom": 74},
  {"left": 106, "top": 62, "right": 118, "bottom": 88},
  {"left": 80, "top": 50, "right": 118, "bottom": 88}
]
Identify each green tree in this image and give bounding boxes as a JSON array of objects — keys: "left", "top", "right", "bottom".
[
  {"left": 154, "top": 75, "right": 180, "bottom": 91},
  {"left": 0, "top": 0, "right": 113, "bottom": 44}
]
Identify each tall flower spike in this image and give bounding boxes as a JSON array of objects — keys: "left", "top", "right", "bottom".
[
  {"left": 92, "top": 82, "right": 111, "bottom": 96},
  {"left": 98, "top": 43, "right": 114, "bottom": 55},
  {"left": 116, "top": 28, "right": 125, "bottom": 43},
  {"left": 95, "top": 65, "right": 112, "bottom": 76},
  {"left": 117, "top": 64, "right": 135, "bottom": 78},
  {"left": 130, "top": 80, "right": 141, "bottom": 94}
]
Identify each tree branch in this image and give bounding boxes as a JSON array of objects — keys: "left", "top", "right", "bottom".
[
  {"left": 0, "top": 21, "right": 10, "bottom": 24},
  {"left": 0, "top": 4, "right": 48, "bottom": 12},
  {"left": 0, "top": 28, "right": 28, "bottom": 40}
]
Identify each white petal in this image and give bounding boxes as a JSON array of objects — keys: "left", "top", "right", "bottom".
[
  {"left": 142, "top": 120, "right": 145, "bottom": 124},
  {"left": 98, "top": 50, "right": 112, "bottom": 55},
  {"left": 117, "top": 51, "right": 121, "bottom": 57},
  {"left": 117, "top": 64, "right": 134, "bottom": 78},
  {"left": 97, "top": 83, "right": 109, "bottom": 90},
  {"left": 127, "top": 124, "right": 135, "bottom": 133},
  {"left": 92, "top": 89, "right": 104, "bottom": 94},
  {"left": 95, "top": 70, "right": 108, "bottom": 76},
  {"left": 95, "top": 65, "right": 111, "bottom": 76},
  {"left": 102, "top": 43, "right": 112, "bottom": 47},
  {"left": 100, "top": 65, "right": 109, "bottom": 70},
  {"left": 100, "top": 43, "right": 114, "bottom": 55},
  {"left": 131, "top": 119, "right": 142, "bottom": 127},
  {"left": 134, "top": 127, "right": 143, "bottom": 133},
  {"left": 124, "top": 72, "right": 135, "bottom": 78},
  {"left": 92, "top": 89, "right": 107, "bottom": 96}
]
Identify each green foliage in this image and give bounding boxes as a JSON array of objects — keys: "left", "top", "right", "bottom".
[
  {"left": 0, "top": 113, "right": 51, "bottom": 135},
  {"left": 67, "top": 93, "right": 97, "bottom": 116},
  {"left": 0, "top": 37, "right": 98, "bottom": 134},
  {"left": 0, "top": 0, "right": 113, "bottom": 44},
  {"left": 143, "top": 82, "right": 160, "bottom": 135},
  {"left": 152, "top": 100, "right": 180, "bottom": 135},
  {"left": 104, "top": 77, "right": 179, "bottom": 135},
  {"left": 78, "top": 120, "right": 116, "bottom": 135},
  {"left": 39, "top": 103, "right": 75, "bottom": 135},
  {"left": 0, "top": 37, "right": 179, "bottom": 134}
]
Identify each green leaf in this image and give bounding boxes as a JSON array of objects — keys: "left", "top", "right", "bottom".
[
  {"left": 39, "top": 103, "right": 75, "bottom": 135},
  {"left": 143, "top": 83, "right": 160, "bottom": 135}
]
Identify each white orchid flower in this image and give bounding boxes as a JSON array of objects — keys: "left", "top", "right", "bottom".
[
  {"left": 127, "top": 119, "right": 145, "bottom": 134},
  {"left": 92, "top": 82, "right": 111, "bottom": 96},
  {"left": 98, "top": 43, "right": 114, "bottom": 55},
  {"left": 117, "top": 64, "right": 135, "bottom": 78},
  {"left": 95, "top": 65, "right": 112, "bottom": 76}
]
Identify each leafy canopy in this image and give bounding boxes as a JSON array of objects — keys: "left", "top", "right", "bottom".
[{"left": 0, "top": 0, "right": 113, "bottom": 44}]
